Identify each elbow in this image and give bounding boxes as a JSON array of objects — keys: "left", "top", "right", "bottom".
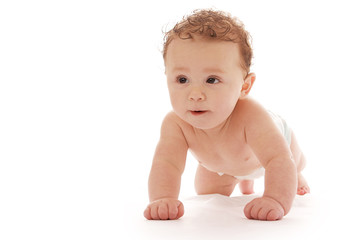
[{"left": 263, "top": 153, "right": 296, "bottom": 172}]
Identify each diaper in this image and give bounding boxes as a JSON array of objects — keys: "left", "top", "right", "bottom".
[
  {"left": 201, "top": 163, "right": 265, "bottom": 181},
  {"left": 268, "top": 110, "right": 292, "bottom": 145},
  {"left": 233, "top": 167, "right": 265, "bottom": 180},
  {"left": 199, "top": 111, "right": 292, "bottom": 180}
]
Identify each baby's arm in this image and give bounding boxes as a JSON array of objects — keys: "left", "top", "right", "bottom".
[
  {"left": 242, "top": 101, "right": 297, "bottom": 220},
  {"left": 144, "top": 112, "right": 188, "bottom": 220}
]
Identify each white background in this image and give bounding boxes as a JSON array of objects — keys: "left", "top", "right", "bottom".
[{"left": 1, "top": 0, "right": 360, "bottom": 239}]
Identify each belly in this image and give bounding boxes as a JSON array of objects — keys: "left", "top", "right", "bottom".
[{"left": 190, "top": 148, "right": 262, "bottom": 177}]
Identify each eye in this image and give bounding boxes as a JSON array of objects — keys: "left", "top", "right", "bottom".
[
  {"left": 206, "top": 77, "right": 220, "bottom": 84},
  {"left": 177, "top": 77, "right": 188, "bottom": 84}
]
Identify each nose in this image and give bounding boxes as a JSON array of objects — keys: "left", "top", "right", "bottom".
[{"left": 188, "top": 87, "right": 206, "bottom": 102}]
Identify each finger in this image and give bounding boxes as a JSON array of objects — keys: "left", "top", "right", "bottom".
[
  {"left": 267, "top": 209, "right": 283, "bottom": 221},
  {"left": 144, "top": 206, "right": 152, "bottom": 220},
  {"left": 150, "top": 205, "right": 160, "bottom": 220},
  {"left": 176, "top": 201, "right": 184, "bottom": 219},
  {"left": 158, "top": 203, "right": 169, "bottom": 220},
  {"left": 168, "top": 202, "right": 179, "bottom": 220},
  {"left": 257, "top": 207, "right": 268, "bottom": 221},
  {"left": 244, "top": 202, "right": 254, "bottom": 219},
  {"left": 250, "top": 202, "right": 262, "bottom": 220}
]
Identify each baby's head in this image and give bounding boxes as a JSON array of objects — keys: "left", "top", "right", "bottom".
[
  {"left": 163, "top": 9, "right": 253, "bottom": 74},
  {"left": 162, "top": 9, "right": 256, "bottom": 129}
]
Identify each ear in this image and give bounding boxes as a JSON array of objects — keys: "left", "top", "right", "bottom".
[{"left": 240, "top": 73, "right": 256, "bottom": 98}]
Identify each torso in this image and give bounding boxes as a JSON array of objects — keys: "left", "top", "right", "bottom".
[{"left": 175, "top": 98, "right": 263, "bottom": 176}]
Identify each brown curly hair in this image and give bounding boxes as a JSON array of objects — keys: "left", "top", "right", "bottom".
[{"left": 163, "top": 9, "right": 253, "bottom": 73}]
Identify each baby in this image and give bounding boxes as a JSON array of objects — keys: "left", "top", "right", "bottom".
[{"left": 144, "top": 9, "right": 310, "bottom": 221}]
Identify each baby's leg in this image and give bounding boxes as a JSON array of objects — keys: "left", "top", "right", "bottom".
[
  {"left": 239, "top": 180, "right": 254, "bottom": 195},
  {"left": 195, "top": 164, "right": 238, "bottom": 196},
  {"left": 290, "top": 131, "right": 310, "bottom": 195}
]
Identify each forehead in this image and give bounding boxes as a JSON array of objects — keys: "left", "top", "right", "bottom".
[{"left": 165, "top": 37, "right": 242, "bottom": 72}]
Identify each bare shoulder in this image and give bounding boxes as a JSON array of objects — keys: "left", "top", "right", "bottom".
[
  {"left": 161, "top": 111, "right": 187, "bottom": 132},
  {"left": 238, "top": 98, "right": 290, "bottom": 162},
  {"left": 234, "top": 97, "right": 269, "bottom": 123},
  {"left": 162, "top": 111, "right": 194, "bottom": 134},
  {"left": 163, "top": 111, "right": 180, "bottom": 122},
  {"left": 235, "top": 97, "right": 279, "bottom": 143},
  {"left": 159, "top": 111, "right": 189, "bottom": 146}
]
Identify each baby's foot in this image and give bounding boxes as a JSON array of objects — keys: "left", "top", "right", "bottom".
[{"left": 297, "top": 173, "right": 310, "bottom": 195}]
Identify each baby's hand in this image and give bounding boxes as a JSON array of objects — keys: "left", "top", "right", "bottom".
[
  {"left": 244, "top": 196, "right": 284, "bottom": 221},
  {"left": 144, "top": 198, "right": 184, "bottom": 220}
]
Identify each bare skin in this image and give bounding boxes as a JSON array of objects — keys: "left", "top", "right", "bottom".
[{"left": 144, "top": 36, "right": 309, "bottom": 221}]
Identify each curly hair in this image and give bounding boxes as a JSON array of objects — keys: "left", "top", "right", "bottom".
[{"left": 163, "top": 9, "right": 253, "bottom": 73}]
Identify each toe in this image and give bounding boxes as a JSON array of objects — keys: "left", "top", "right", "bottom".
[{"left": 297, "top": 186, "right": 310, "bottom": 195}]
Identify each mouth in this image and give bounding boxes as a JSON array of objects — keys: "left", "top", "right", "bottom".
[{"left": 190, "top": 110, "right": 208, "bottom": 116}]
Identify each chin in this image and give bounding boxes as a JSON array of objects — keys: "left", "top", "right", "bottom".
[
  {"left": 187, "top": 118, "right": 224, "bottom": 130},
  {"left": 174, "top": 110, "right": 228, "bottom": 130}
]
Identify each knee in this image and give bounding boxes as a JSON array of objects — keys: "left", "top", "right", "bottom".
[
  {"left": 195, "top": 182, "right": 235, "bottom": 197},
  {"left": 297, "top": 152, "right": 306, "bottom": 172},
  {"left": 239, "top": 180, "right": 254, "bottom": 195}
]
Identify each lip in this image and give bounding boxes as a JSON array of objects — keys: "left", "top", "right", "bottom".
[{"left": 190, "top": 110, "right": 208, "bottom": 116}]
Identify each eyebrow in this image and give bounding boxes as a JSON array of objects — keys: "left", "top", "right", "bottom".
[
  {"left": 172, "top": 67, "right": 189, "bottom": 72},
  {"left": 203, "top": 67, "right": 225, "bottom": 74},
  {"left": 171, "top": 67, "right": 225, "bottom": 74}
]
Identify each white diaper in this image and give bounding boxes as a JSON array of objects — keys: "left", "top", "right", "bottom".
[
  {"left": 200, "top": 162, "right": 265, "bottom": 180},
  {"left": 232, "top": 167, "right": 265, "bottom": 180},
  {"left": 268, "top": 110, "right": 292, "bottom": 145}
]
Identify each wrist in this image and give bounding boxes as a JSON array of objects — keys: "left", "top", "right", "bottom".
[{"left": 263, "top": 193, "right": 294, "bottom": 215}]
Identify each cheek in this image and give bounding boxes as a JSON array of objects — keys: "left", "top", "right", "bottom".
[
  {"left": 214, "top": 90, "right": 240, "bottom": 113},
  {"left": 169, "top": 91, "right": 185, "bottom": 109},
  {"left": 217, "top": 88, "right": 240, "bottom": 105},
  {"left": 218, "top": 101, "right": 236, "bottom": 115}
]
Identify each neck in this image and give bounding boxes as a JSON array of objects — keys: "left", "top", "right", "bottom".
[{"left": 194, "top": 115, "right": 231, "bottom": 138}]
